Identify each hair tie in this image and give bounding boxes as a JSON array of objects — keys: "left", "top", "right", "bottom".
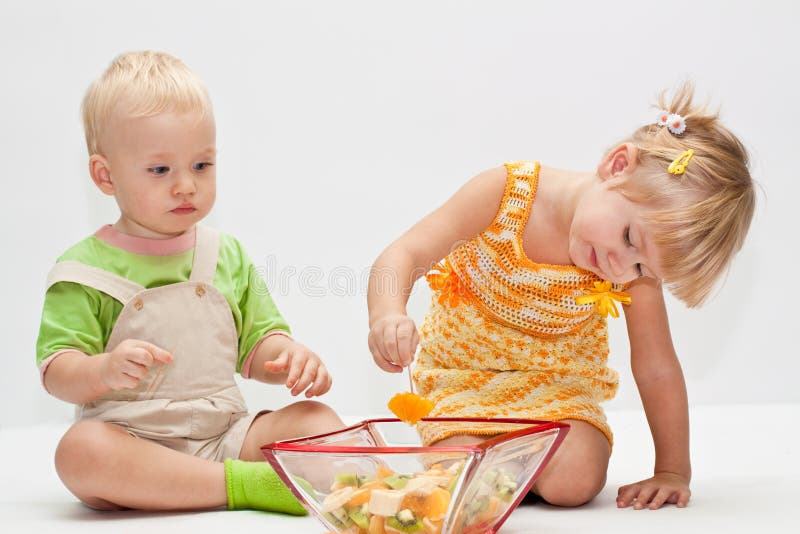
[{"left": 656, "top": 110, "right": 687, "bottom": 135}]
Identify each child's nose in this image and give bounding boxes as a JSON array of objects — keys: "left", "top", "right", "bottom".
[
  {"left": 173, "top": 172, "right": 197, "bottom": 195},
  {"left": 607, "top": 251, "right": 638, "bottom": 282}
]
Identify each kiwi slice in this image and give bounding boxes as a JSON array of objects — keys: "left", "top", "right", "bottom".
[
  {"left": 348, "top": 506, "right": 370, "bottom": 530},
  {"left": 382, "top": 474, "right": 410, "bottom": 490},
  {"left": 324, "top": 511, "right": 353, "bottom": 530},
  {"left": 386, "top": 509, "right": 423, "bottom": 533},
  {"left": 335, "top": 473, "right": 360, "bottom": 487}
]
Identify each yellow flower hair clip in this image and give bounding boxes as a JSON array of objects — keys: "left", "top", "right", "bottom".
[
  {"left": 668, "top": 149, "right": 695, "bottom": 175},
  {"left": 575, "top": 281, "right": 632, "bottom": 318}
]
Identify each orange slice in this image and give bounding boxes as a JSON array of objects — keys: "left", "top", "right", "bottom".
[{"left": 388, "top": 392, "right": 435, "bottom": 425}]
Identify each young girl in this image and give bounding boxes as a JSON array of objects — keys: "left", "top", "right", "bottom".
[
  {"left": 367, "top": 85, "right": 755, "bottom": 510},
  {"left": 36, "top": 51, "right": 344, "bottom": 512}
]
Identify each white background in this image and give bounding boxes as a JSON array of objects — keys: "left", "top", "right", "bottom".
[{"left": 0, "top": 0, "right": 796, "bottom": 428}]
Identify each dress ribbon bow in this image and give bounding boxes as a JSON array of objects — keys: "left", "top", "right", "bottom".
[
  {"left": 575, "top": 281, "right": 632, "bottom": 318},
  {"left": 426, "top": 260, "right": 469, "bottom": 308}
]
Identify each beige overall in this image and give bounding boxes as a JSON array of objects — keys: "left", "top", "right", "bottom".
[{"left": 46, "top": 225, "right": 256, "bottom": 461}]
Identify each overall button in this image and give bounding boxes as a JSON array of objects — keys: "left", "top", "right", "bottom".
[
  {"left": 195, "top": 285, "right": 206, "bottom": 297},
  {"left": 134, "top": 299, "right": 144, "bottom": 310}
]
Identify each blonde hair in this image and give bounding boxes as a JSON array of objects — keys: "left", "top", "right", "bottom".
[
  {"left": 81, "top": 51, "right": 211, "bottom": 155},
  {"left": 617, "top": 83, "right": 755, "bottom": 307}
]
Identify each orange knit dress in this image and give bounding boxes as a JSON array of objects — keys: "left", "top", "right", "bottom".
[{"left": 414, "top": 161, "right": 622, "bottom": 446}]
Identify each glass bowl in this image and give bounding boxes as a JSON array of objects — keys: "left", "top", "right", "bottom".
[{"left": 261, "top": 417, "right": 569, "bottom": 534}]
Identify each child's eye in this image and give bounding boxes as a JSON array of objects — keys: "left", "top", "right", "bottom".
[
  {"left": 193, "top": 162, "right": 214, "bottom": 171},
  {"left": 624, "top": 226, "right": 633, "bottom": 246},
  {"left": 149, "top": 166, "right": 170, "bottom": 175}
]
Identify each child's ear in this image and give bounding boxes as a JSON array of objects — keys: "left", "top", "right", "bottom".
[
  {"left": 597, "top": 143, "right": 639, "bottom": 181},
  {"left": 89, "top": 154, "right": 114, "bottom": 195}
]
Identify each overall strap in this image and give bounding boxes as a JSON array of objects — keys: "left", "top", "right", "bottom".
[
  {"left": 46, "top": 261, "right": 145, "bottom": 305},
  {"left": 189, "top": 224, "right": 221, "bottom": 284}
]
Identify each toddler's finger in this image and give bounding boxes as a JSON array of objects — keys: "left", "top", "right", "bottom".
[
  {"left": 122, "top": 360, "right": 148, "bottom": 380},
  {"left": 137, "top": 340, "right": 173, "bottom": 364},
  {"left": 632, "top": 486, "right": 657, "bottom": 510},
  {"left": 369, "top": 335, "right": 397, "bottom": 372},
  {"left": 264, "top": 351, "right": 290, "bottom": 374},
  {"left": 285, "top": 351, "right": 307, "bottom": 388},
  {"left": 306, "top": 366, "right": 331, "bottom": 397},
  {"left": 648, "top": 488, "right": 672, "bottom": 510},
  {"left": 125, "top": 347, "right": 154, "bottom": 367},
  {"left": 676, "top": 489, "right": 690, "bottom": 508},
  {"left": 616, "top": 485, "right": 637, "bottom": 508},
  {"left": 375, "top": 353, "right": 404, "bottom": 373},
  {"left": 291, "top": 360, "right": 319, "bottom": 396},
  {"left": 396, "top": 323, "right": 416, "bottom": 366},
  {"left": 382, "top": 325, "right": 402, "bottom": 366}
]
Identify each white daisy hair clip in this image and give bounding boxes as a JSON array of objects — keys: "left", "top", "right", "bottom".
[{"left": 656, "top": 110, "right": 687, "bottom": 135}]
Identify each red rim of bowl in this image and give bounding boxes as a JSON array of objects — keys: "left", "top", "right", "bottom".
[
  {"left": 261, "top": 417, "right": 569, "bottom": 454},
  {"left": 261, "top": 417, "right": 570, "bottom": 534}
]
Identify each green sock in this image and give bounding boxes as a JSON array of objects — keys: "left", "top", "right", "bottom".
[{"left": 224, "top": 459, "right": 307, "bottom": 515}]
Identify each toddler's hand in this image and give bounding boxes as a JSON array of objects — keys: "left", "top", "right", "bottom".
[
  {"left": 100, "top": 339, "right": 173, "bottom": 391},
  {"left": 368, "top": 314, "right": 419, "bottom": 373},
  {"left": 617, "top": 471, "right": 691, "bottom": 510},
  {"left": 263, "top": 342, "right": 332, "bottom": 398}
]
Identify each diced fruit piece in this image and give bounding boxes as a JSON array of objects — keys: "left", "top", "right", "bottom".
[
  {"left": 424, "top": 488, "right": 451, "bottom": 519},
  {"left": 422, "top": 517, "right": 442, "bottom": 534},
  {"left": 403, "top": 477, "right": 438, "bottom": 496},
  {"left": 494, "top": 472, "right": 518, "bottom": 502},
  {"left": 446, "top": 476, "right": 457, "bottom": 495},
  {"left": 376, "top": 465, "right": 395, "bottom": 479},
  {"left": 361, "top": 479, "right": 391, "bottom": 491},
  {"left": 368, "top": 514, "right": 386, "bottom": 534},
  {"left": 466, "top": 495, "right": 489, "bottom": 515},
  {"left": 369, "top": 489, "right": 406, "bottom": 517},
  {"left": 336, "top": 473, "right": 361, "bottom": 487},
  {"left": 419, "top": 475, "right": 452, "bottom": 488},
  {"left": 400, "top": 493, "right": 426, "bottom": 518},
  {"left": 445, "top": 461, "right": 464, "bottom": 476},
  {"left": 474, "top": 496, "right": 502, "bottom": 525},
  {"left": 481, "top": 470, "right": 498, "bottom": 485},
  {"left": 323, "top": 486, "right": 357, "bottom": 513},
  {"left": 347, "top": 488, "right": 372, "bottom": 508},
  {"left": 383, "top": 474, "right": 410, "bottom": 490},
  {"left": 348, "top": 505, "right": 370, "bottom": 530},
  {"left": 324, "top": 509, "right": 353, "bottom": 531},
  {"left": 386, "top": 510, "right": 424, "bottom": 533},
  {"left": 402, "top": 487, "right": 451, "bottom": 520}
]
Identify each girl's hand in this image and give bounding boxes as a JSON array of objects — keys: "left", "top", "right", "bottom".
[
  {"left": 368, "top": 314, "right": 419, "bottom": 373},
  {"left": 100, "top": 339, "right": 173, "bottom": 390},
  {"left": 617, "top": 472, "right": 691, "bottom": 510},
  {"left": 263, "top": 342, "right": 332, "bottom": 398}
]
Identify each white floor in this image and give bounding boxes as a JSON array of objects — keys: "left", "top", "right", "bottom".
[{"left": 2, "top": 404, "right": 798, "bottom": 534}]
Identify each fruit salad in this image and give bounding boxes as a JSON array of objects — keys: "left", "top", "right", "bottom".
[
  {"left": 321, "top": 462, "right": 460, "bottom": 534},
  {"left": 319, "top": 462, "right": 521, "bottom": 534},
  {"left": 456, "top": 467, "right": 520, "bottom": 531}
]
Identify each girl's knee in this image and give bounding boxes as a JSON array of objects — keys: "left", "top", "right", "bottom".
[{"left": 536, "top": 467, "right": 606, "bottom": 507}]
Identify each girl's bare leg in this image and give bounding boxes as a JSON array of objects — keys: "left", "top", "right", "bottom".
[
  {"left": 436, "top": 419, "right": 610, "bottom": 507},
  {"left": 531, "top": 419, "right": 610, "bottom": 506},
  {"left": 55, "top": 419, "right": 226, "bottom": 511}
]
